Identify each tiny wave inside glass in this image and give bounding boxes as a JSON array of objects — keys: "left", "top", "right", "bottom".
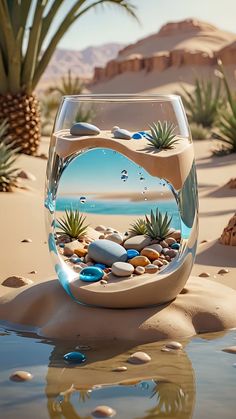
[{"left": 45, "top": 94, "right": 198, "bottom": 308}]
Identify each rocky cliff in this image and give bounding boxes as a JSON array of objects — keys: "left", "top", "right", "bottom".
[{"left": 92, "top": 19, "right": 236, "bottom": 84}]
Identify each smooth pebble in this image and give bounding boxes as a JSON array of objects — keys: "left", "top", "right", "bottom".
[
  {"left": 113, "top": 128, "right": 132, "bottom": 140},
  {"left": 106, "top": 233, "right": 123, "bottom": 245},
  {"left": 111, "top": 126, "right": 119, "bottom": 133},
  {"left": 132, "top": 132, "right": 143, "bottom": 139},
  {"left": 21, "top": 238, "right": 32, "bottom": 243},
  {"left": 10, "top": 370, "right": 33, "bottom": 382},
  {"left": 218, "top": 268, "right": 229, "bottom": 275},
  {"left": 92, "top": 405, "right": 116, "bottom": 418},
  {"left": 160, "top": 240, "right": 168, "bottom": 248},
  {"left": 124, "top": 235, "right": 152, "bottom": 251},
  {"left": 112, "top": 366, "right": 127, "bottom": 372},
  {"left": 165, "top": 249, "right": 178, "bottom": 258},
  {"left": 70, "top": 122, "right": 100, "bottom": 136},
  {"left": 141, "top": 247, "right": 160, "bottom": 261},
  {"left": 148, "top": 243, "right": 163, "bottom": 253},
  {"left": 128, "top": 351, "right": 151, "bottom": 364},
  {"left": 153, "top": 259, "right": 163, "bottom": 267},
  {"left": 95, "top": 225, "right": 107, "bottom": 232},
  {"left": 129, "top": 255, "right": 150, "bottom": 267},
  {"left": 222, "top": 346, "right": 236, "bottom": 354},
  {"left": 165, "top": 341, "right": 183, "bottom": 350},
  {"left": 134, "top": 266, "right": 145, "bottom": 275},
  {"left": 165, "top": 237, "right": 176, "bottom": 245},
  {"left": 199, "top": 272, "right": 210, "bottom": 278},
  {"left": 88, "top": 240, "right": 127, "bottom": 266},
  {"left": 112, "top": 262, "right": 134, "bottom": 277},
  {"left": 2, "top": 276, "right": 33, "bottom": 288},
  {"left": 171, "top": 243, "right": 180, "bottom": 250},
  {"left": 145, "top": 264, "right": 159, "bottom": 274},
  {"left": 126, "top": 249, "right": 139, "bottom": 259}
]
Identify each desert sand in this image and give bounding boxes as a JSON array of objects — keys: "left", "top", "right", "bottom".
[{"left": 0, "top": 136, "right": 235, "bottom": 341}]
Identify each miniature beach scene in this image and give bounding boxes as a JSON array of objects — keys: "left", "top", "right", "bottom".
[{"left": 0, "top": 1, "right": 236, "bottom": 418}]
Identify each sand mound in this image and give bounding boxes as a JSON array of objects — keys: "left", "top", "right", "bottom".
[
  {"left": 219, "top": 213, "right": 236, "bottom": 246},
  {"left": 0, "top": 276, "right": 236, "bottom": 341}
]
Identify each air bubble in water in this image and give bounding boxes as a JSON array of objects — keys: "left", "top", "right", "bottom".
[
  {"left": 121, "top": 174, "right": 128, "bottom": 182},
  {"left": 80, "top": 196, "right": 86, "bottom": 204}
]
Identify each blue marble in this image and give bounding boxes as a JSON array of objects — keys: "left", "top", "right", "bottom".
[
  {"left": 70, "top": 122, "right": 100, "bottom": 136},
  {"left": 88, "top": 239, "right": 128, "bottom": 266},
  {"left": 63, "top": 351, "right": 86, "bottom": 364},
  {"left": 127, "top": 249, "right": 140, "bottom": 259},
  {"left": 132, "top": 132, "right": 143, "bottom": 140},
  {"left": 59, "top": 243, "right": 65, "bottom": 248},
  {"left": 113, "top": 128, "right": 132, "bottom": 140},
  {"left": 94, "top": 263, "right": 107, "bottom": 270},
  {"left": 171, "top": 243, "right": 180, "bottom": 250},
  {"left": 79, "top": 266, "right": 104, "bottom": 282}
]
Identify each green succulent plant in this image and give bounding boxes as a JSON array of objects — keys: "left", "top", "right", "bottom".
[
  {"left": 0, "top": 120, "right": 19, "bottom": 192},
  {"left": 145, "top": 208, "right": 172, "bottom": 241},
  {"left": 129, "top": 218, "right": 147, "bottom": 236},
  {"left": 212, "top": 61, "right": 236, "bottom": 154},
  {"left": 147, "top": 121, "right": 178, "bottom": 150},
  {"left": 57, "top": 209, "right": 89, "bottom": 240},
  {"left": 181, "top": 77, "right": 222, "bottom": 128}
]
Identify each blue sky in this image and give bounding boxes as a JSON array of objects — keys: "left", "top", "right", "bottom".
[{"left": 51, "top": 0, "right": 236, "bottom": 50}]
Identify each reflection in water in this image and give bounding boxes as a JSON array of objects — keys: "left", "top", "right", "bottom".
[{"left": 45, "top": 339, "right": 195, "bottom": 419}]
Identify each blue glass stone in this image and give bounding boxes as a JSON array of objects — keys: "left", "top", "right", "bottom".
[
  {"left": 127, "top": 249, "right": 140, "bottom": 259},
  {"left": 132, "top": 132, "right": 143, "bottom": 140},
  {"left": 59, "top": 243, "right": 65, "bottom": 248},
  {"left": 94, "top": 263, "right": 107, "bottom": 270},
  {"left": 171, "top": 243, "right": 180, "bottom": 250},
  {"left": 63, "top": 351, "right": 86, "bottom": 364},
  {"left": 79, "top": 267, "right": 104, "bottom": 282}
]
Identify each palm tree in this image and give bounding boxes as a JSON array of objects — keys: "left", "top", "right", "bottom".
[{"left": 0, "top": 0, "right": 137, "bottom": 155}]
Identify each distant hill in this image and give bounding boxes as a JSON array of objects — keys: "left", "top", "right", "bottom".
[
  {"left": 91, "top": 19, "right": 236, "bottom": 94},
  {"left": 39, "top": 42, "right": 124, "bottom": 85}
]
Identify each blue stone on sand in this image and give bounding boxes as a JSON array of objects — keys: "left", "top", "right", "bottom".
[
  {"left": 79, "top": 266, "right": 104, "bottom": 282},
  {"left": 64, "top": 352, "right": 86, "bottom": 364},
  {"left": 113, "top": 128, "right": 132, "bottom": 140},
  {"left": 132, "top": 132, "right": 143, "bottom": 140},
  {"left": 59, "top": 243, "right": 65, "bottom": 248},
  {"left": 127, "top": 249, "right": 140, "bottom": 259},
  {"left": 88, "top": 239, "right": 128, "bottom": 266},
  {"left": 171, "top": 243, "right": 180, "bottom": 250},
  {"left": 70, "top": 122, "right": 100, "bottom": 136},
  {"left": 94, "top": 263, "right": 107, "bottom": 270}
]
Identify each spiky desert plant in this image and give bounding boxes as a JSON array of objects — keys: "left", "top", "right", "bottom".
[
  {"left": 0, "top": 1, "right": 138, "bottom": 155},
  {"left": 57, "top": 209, "right": 89, "bottom": 240},
  {"left": 47, "top": 70, "right": 85, "bottom": 96},
  {"left": 145, "top": 208, "right": 172, "bottom": 241},
  {"left": 181, "top": 78, "right": 222, "bottom": 128},
  {"left": 0, "top": 120, "right": 19, "bottom": 192},
  {"left": 213, "top": 61, "right": 236, "bottom": 154},
  {"left": 129, "top": 218, "right": 147, "bottom": 236},
  {"left": 147, "top": 121, "right": 178, "bottom": 150},
  {"left": 190, "top": 122, "right": 210, "bottom": 140}
]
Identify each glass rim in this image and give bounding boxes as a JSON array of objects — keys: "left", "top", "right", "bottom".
[{"left": 62, "top": 93, "right": 182, "bottom": 103}]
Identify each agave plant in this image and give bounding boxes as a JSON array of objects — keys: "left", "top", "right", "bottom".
[
  {"left": 57, "top": 209, "right": 89, "bottom": 240},
  {"left": 129, "top": 218, "right": 147, "bottom": 236},
  {"left": 145, "top": 208, "right": 172, "bottom": 241},
  {"left": 213, "top": 61, "right": 236, "bottom": 154},
  {"left": 0, "top": 120, "right": 19, "bottom": 192},
  {"left": 147, "top": 121, "right": 178, "bottom": 150},
  {"left": 0, "top": 0, "right": 137, "bottom": 155},
  {"left": 181, "top": 77, "right": 222, "bottom": 128}
]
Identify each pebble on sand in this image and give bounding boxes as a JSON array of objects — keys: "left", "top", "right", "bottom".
[
  {"left": 92, "top": 405, "right": 116, "bottom": 418},
  {"left": 112, "top": 366, "right": 128, "bottom": 372},
  {"left": 63, "top": 351, "right": 86, "bottom": 364},
  {"left": 129, "top": 256, "right": 150, "bottom": 267},
  {"left": 199, "top": 272, "right": 211, "bottom": 277},
  {"left": 111, "top": 261, "right": 134, "bottom": 277},
  {"left": 165, "top": 341, "right": 183, "bottom": 350},
  {"left": 134, "top": 266, "right": 145, "bottom": 275},
  {"left": 21, "top": 238, "right": 32, "bottom": 243},
  {"left": 218, "top": 268, "right": 229, "bottom": 275},
  {"left": 127, "top": 351, "right": 151, "bottom": 364},
  {"left": 222, "top": 346, "right": 236, "bottom": 354},
  {"left": 10, "top": 370, "right": 33, "bottom": 382},
  {"left": 70, "top": 122, "right": 100, "bottom": 136},
  {"left": 113, "top": 128, "right": 132, "bottom": 140},
  {"left": 2, "top": 276, "right": 33, "bottom": 288}
]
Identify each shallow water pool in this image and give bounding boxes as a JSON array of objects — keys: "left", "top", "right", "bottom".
[{"left": 0, "top": 323, "right": 235, "bottom": 418}]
